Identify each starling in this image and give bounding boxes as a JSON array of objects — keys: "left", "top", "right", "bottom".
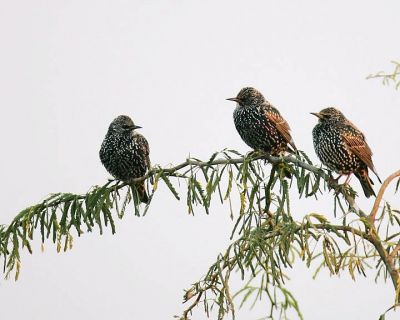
[
  {"left": 99, "top": 115, "right": 150, "bottom": 203},
  {"left": 311, "top": 107, "right": 381, "bottom": 198},
  {"left": 227, "top": 87, "right": 296, "bottom": 156}
]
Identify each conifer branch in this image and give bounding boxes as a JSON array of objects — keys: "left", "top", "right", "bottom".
[
  {"left": 0, "top": 149, "right": 398, "bottom": 319},
  {"left": 367, "top": 61, "right": 400, "bottom": 90}
]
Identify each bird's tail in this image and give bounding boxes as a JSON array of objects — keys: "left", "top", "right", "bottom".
[
  {"left": 135, "top": 181, "right": 149, "bottom": 204},
  {"left": 288, "top": 139, "right": 297, "bottom": 153},
  {"left": 286, "top": 141, "right": 299, "bottom": 157},
  {"left": 355, "top": 169, "right": 376, "bottom": 198}
]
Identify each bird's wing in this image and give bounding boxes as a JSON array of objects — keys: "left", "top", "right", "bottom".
[
  {"left": 264, "top": 105, "right": 297, "bottom": 150},
  {"left": 341, "top": 125, "right": 380, "bottom": 179},
  {"left": 135, "top": 134, "right": 151, "bottom": 169}
]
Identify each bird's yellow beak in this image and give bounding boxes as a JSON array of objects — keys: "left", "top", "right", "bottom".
[
  {"left": 226, "top": 97, "right": 239, "bottom": 102},
  {"left": 310, "top": 112, "right": 323, "bottom": 119}
]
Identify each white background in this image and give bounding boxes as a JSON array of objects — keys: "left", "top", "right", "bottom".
[{"left": 0, "top": 1, "right": 399, "bottom": 319}]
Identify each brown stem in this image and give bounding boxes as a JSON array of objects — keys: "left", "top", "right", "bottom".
[
  {"left": 370, "top": 170, "right": 400, "bottom": 224},
  {"left": 182, "top": 291, "right": 204, "bottom": 320},
  {"left": 364, "top": 170, "right": 400, "bottom": 294},
  {"left": 389, "top": 243, "right": 400, "bottom": 260},
  {"left": 370, "top": 235, "right": 399, "bottom": 293}
]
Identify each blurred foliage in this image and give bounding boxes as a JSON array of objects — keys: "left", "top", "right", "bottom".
[
  {"left": 367, "top": 61, "right": 400, "bottom": 90},
  {"left": 0, "top": 149, "right": 399, "bottom": 320}
]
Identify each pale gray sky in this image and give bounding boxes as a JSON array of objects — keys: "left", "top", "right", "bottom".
[{"left": 0, "top": 1, "right": 399, "bottom": 319}]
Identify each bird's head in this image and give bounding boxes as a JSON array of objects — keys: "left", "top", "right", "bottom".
[
  {"left": 109, "top": 115, "right": 142, "bottom": 134},
  {"left": 226, "top": 87, "right": 265, "bottom": 107},
  {"left": 311, "top": 107, "right": 346, "bottom": 122}
]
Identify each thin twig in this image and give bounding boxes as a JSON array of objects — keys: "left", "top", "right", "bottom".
[
  {"left": 180, "top": 219, "right": 374, "bottom": 318},
  {"left": 370, "top": 170, "right": 400, "bottom": 223},
  {"left": 389, "top": 243, "right": 400, "bottom": 260}
]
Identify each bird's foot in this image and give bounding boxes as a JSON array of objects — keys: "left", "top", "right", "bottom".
[
  {"left": 343, "top": 174, "right": 353, "bottom": 185},
  {"left": 328, "top": 174, "right": 353, "bottom": 193},
  {"left": 327, "top": 173, "right": 344, "bottom": 187},
  {"left": 110, "top": 180, "right": 123, "bottom": 198},
  {"left": 246, "top": 150, "right": 264, "bottom": 159},
  {"left": 330, "top": 181, "right": 353, "bottom": 197}
]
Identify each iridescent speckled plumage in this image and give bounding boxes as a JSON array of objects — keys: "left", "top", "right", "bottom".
[
  {"left": 311, "top": 107, "right": 381, "bottom": 198},
  {"left": 99, "top": 115, "right": 150, "bottom": 203},
  {"left": 227, "top": 87, "right": 296, "bottom": 155}
]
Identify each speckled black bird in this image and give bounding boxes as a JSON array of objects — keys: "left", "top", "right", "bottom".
[
  {"left": 227, "top": 87, "right": 296, "bottom": 155},
  {"left": 311, "top": 107, "right": 381, "bottom": 198},
  {"left": 99, "top": 115, "right": 150, "bottom": 203}
]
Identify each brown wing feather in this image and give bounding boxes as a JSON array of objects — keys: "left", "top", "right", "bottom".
[
  {"left": 264, "top": 107, "right": 296, "bottom": 150},
  {"left": 341, "top": 130, "right": 380, "bottom": 181}
]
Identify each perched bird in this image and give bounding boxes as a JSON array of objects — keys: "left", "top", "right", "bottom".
[
  {"left": 99, "top": 115, "right": 150, "bottom": 203},
  {"left": 311, "top": 107, "right": 381, "bottom": 198},
  {"left": 227, "top": 87, "right": 296, "bottom": 155}
]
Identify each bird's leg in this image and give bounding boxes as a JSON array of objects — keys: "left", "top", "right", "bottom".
[
  {"left": 343, "top": 174, "right": 353, "bottom": 185},
  {"left": 331, "top": 173, "right": 352, "bottom": 188},
  {"left": 247, "top": 150, "right": 263, "bottom": 160},
  {"left": 329, "top": 174, "right": 353, "bottom": 196},
  {"left": 327, "top": 171, "right": 343, "bottom": 192},
  {"left": 328, "top": 173, "right": 342, "bottom": 186},
  {"left": 112, "top": 180, "right": 122, "bottom": 199},
  {"left": 247, "top": 149, "right": 269, "bottom": 164},
  {"left": 246, "top": 150, "right": 257, "bottom": 157}
]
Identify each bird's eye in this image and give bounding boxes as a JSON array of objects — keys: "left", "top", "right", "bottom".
[{"left": 122, "top": 125, "right": 130, "bottom": 130}]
